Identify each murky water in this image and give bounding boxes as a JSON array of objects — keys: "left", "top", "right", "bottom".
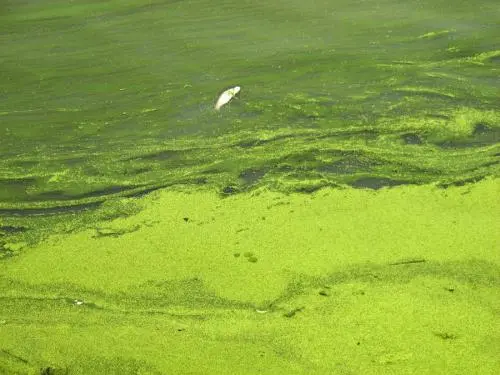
[
  {"left": 1, "top": 0, "right": 498, "bottom": 217},
  {"left": 0, "top": 1, "right": 499, "bottom": 374}
]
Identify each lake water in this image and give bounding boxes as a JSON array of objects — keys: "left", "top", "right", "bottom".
[
  {"left": 1, "top": 0, "right": 499, "bottom": 213},
  {"left": 0, "top": 1, "right": 499, "bottom": 374}
]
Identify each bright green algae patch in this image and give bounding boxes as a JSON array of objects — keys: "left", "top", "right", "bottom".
[
  {"left": 1, "top": 0, "right": 499, "bottom": 373},
  {"left": 1, "top": 179, "right": 498, "bottom": 374},
  {"left": 1, "top": 106, "right": 499, "bottom": 215}
]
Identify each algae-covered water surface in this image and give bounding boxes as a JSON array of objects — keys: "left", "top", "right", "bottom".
[{"left": 1, "top": 1, "right": 499, "bottom": 374}]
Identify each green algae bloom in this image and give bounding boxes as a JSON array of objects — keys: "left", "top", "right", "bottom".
[
  {"left": 1, "top": 180, "right": 499, "bottom": 374},
  {"left": 1, "top": 0, "right": 499, "bottom": 374}
]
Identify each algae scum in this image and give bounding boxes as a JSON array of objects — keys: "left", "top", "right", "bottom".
[{"left": 1, "top": 1, "right": 499, "bottom": 374}]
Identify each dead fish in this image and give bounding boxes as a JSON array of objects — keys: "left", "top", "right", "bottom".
[{"left": 215, "top": 86, "right": 240, "bottom": 110}]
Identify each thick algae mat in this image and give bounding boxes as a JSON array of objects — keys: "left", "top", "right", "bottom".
[
  {"left": 1, "top": 178, "right": 499, "bottom": 374},
  {"left": 1, "top": 0, "right": 500, "bottom": 374}
]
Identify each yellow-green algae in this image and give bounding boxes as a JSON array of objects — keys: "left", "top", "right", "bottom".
[
  {"left": 1, "top": 106, "right": 498, "bottom": 214},
  {"left": 1, "top": 0, "right": 499, "bottom": 373},
  {"left": 417, "top": 29, "right": 456, "bottom": 40},
  {"left": 1, "top": 178, "right": 498, "bottom": 374}
]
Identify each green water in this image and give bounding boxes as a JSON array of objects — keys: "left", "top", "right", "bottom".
[
  {"left": 0, "top": 1, "right": 499, "bottom": 374},
  {"left": 1, "top": 0, "right": 499, "bottom": 213}
]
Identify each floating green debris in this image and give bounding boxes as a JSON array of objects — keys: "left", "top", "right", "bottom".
[
  {"left": 469, "top": 50, "right": 500, "bottom": 64},
  {"left": 393, "top": 87, "right": 455, "bottom": 99},
  {"left": 417, "top": 29, "right": 455, "bottom": 39},
  {"left": 140, "top": 108, "right": 159, "bottom": 113}
]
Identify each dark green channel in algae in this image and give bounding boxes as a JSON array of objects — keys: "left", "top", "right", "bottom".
[{"left": 1, "top": 1, "right": 499, "bottom": 374}]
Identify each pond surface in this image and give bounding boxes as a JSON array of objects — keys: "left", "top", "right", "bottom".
[
  {"left": 1, "top": 0, "right": 498, "bottom": 214},
  {"left": 0, "top": 1, "right": 499, "bottom": 374}
]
